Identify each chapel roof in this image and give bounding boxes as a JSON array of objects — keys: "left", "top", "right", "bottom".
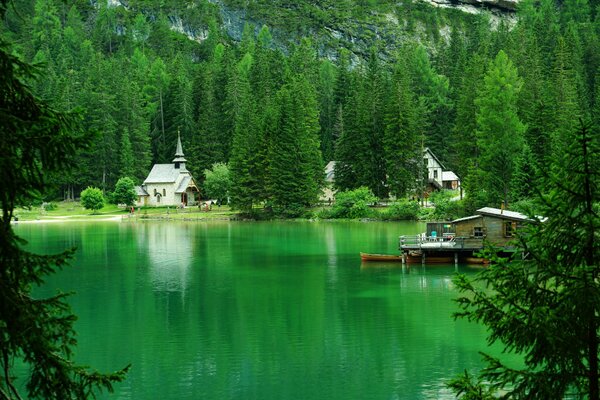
[
  {"left": 143, "top": 164, "right": 180, "bottom": 184},
  {"left": 175, "top": 175, "right": 192, "bottom": 193}
]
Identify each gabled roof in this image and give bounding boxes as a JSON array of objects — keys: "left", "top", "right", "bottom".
[
  {"left": 452, "top": 215, "right": 482, "bottom": 224},
  {"left": 442, "top": 171, "right": 459, "bottom": 182},
  {"left": 423, "top": 147, "right": 446, "bottom": 170},
  {"left": 175, "top": 175, "right": 192, "bottom": 193},
  {"left": 477, "top": 207, "right": 529, "bottom": 221},
  {"left": 143, "top": 164, "right": 180, "bottom": 184},
  {"left": 135, "top": 186, "right": 149, "bottom": 196},
  {"left": 325, "top": 161, "right": 336, "bottom": 182}
]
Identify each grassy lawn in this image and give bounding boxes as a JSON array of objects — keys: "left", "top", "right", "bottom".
[{"left": 13, "top": 201, "right": 237, "bottom": 222}]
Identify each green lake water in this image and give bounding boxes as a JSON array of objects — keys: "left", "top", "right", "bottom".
[{"left": 16, "top": 220, "right": 494, "bottom": 399}]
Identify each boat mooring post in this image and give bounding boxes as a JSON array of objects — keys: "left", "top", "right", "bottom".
[{"left": 454, "top": 252, "right": 458, "bottom": 266}]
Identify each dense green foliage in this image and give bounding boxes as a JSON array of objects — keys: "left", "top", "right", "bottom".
[
  {"left": 451, "top": 122, "right": 600, "bottom": 398},
  {"left": 203, "top": 162, "right": 231, "bottom": 204},
  {"left": 111, "top": 177, "right": 137, "bottom": 206},
  {"left": 80, "top": 186, "right": 105, "bottom": 212},
  {"left": 0, "top": 0, "right": 128, "bottom": 395},
  {"left": 1, "top": 0, "right": 598, "bottom": 216},
  {"left": 319, "top": 187, "right": 377, "bottom": 219},
  {"left": 382, "top": 199, "right": 421, "bottom": 220}
]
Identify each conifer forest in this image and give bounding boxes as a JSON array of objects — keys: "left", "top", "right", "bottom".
[{"left": 2, "top": 0, "right": 599, "bottom": 212}]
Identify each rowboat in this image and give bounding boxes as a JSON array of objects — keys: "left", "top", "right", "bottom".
[
  {"left": 464, "top": 257, "right": 490, "bottom": 265},
  {"left": 360, "top": 252, "right": 403, "bottom": 262},
  {"left": 405, "top": 255, "right": 454, "bottom": 264}
]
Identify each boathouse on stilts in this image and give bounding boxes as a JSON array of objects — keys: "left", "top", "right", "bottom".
[{"left": 399, "top": 207, "right": 531, "bottom": 265}]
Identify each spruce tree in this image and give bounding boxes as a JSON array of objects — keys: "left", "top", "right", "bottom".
[
  {"left": 384, "top": 57, "right": 420, "bottom": 199},
  {"left": 228, "top": 53, "right": 260, "bottom": 212},
  {"left": 451, "top": 121, "right": 600, "bottom": 399},
  {"left": 474, "top": 50, "right": 525, "bottom": 207},
  {"left": 0, "top": 2, "right": 129, "bottom": 394},
  {"left": 269, "top": 76, "right": 323, "bottom": 211}
]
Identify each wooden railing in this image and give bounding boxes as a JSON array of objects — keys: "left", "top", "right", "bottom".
[{"left": 399, "top": 235, "right": 484, "bottom": 250}]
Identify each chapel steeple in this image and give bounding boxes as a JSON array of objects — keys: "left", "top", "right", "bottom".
[{"left": 173, "top": 132, "right": 187, "bottom": 170}]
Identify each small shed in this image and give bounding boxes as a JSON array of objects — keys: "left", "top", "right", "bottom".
[{"left": 452, "top": 207, "right": 530, "bottom": 248}]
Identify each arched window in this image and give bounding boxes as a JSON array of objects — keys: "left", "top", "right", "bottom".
[
  {"left": 156, "top": 193, "right": 161, "bottom": 203},
  {"left": 163, "top": 188, "right": 166, "bottom": 196}
]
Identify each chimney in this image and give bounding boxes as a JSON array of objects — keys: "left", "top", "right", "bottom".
[{"left": 500, "top": 201, "right": 505, "bottom": 214}]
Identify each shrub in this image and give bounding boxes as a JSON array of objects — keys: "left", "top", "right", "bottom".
[
  {"left": 429, "top": 190, "right": 463, "bottom": 220},
  {"left": 111, "top": 177, "right": 137, "bottom": 207},
  {"left": 42, "top": 202, "right": 57, "bottom": 211},
  {"left": 203, "top": 163, "right": 230, "bottom": 205},
  {"left": 80, "top": 187, "right": 104, "bottom": 213},
  {"left": 327, "top": 187, "right": 377, "bottom": 219},
  {"left": 383, "top": 199, "right": 420, "bottom": 220}
]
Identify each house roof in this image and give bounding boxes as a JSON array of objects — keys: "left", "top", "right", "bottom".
[
  {"left": 143, "top": 164, "right": 180, "bottom": 184},
  {"left": 423, "top": 147, "right": 446, "bottom": 170},
  {"left": 175, "top": 175, "right": 193, "bottom": 193},
  {"left": 442, "top": 171, "right": 459, "bottom": 182},
  {"left": 325, "top": 161, "right": 336, "bottom": 182},
  {"left": 452, "top": 215, "right": 482, "bottom": 224},
  {"left": 135, "top": 186, "right": 149, "bottom": 196},
  {"left": 477, "top": 207, "right": 529, "bottom": 221}
]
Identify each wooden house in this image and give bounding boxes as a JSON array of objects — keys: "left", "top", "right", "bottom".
[
  {"left": 399, "top": 207, "right": 531, "bottom": 264},
  {"left": 452, "top": 207, "right": 530, "bottom": 248}
]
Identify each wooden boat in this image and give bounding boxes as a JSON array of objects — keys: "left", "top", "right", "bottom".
[
  {"left": 464, "top": 257, "right": 490, "bottom": 265},
  {"left": 360, "top": 252, "right": 403, "bottom": 262},
  {"left": 405, "top": 255, "right": 454, "bottom": 264}
]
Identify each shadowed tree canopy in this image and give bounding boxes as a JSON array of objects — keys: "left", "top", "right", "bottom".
[
  {"left": 0, "top": 1, "right": 129, "bottom": 397},
  {"left": 450, "top": 121, "right": 600, "bottom": 399}
]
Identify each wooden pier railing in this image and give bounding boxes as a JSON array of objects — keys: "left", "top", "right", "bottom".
[{"left": 399, "top": 235, "right": 484, "bottom": 250}]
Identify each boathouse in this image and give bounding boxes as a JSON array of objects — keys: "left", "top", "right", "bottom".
[
  {"left": 400, "top": 207, "right": 530, "bottom": 264},
  {"left": 135, "top": 136, "right": 199, "bottom": 207}
]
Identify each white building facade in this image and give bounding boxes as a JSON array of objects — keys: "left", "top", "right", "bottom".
[{"left": 135, "top": 136, "right": 199, "bottom": 207}]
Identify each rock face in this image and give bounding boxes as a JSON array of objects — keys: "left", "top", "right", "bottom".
[
  {"left": 460, "top": 0, "right": 520, "bottom": 11},
  {"left": 206, "top": 0, "right": 518, "bottom": 63}
]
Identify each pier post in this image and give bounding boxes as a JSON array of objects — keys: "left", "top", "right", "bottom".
[
  {"left": 454, "top": 252, "right": 458, "bottom": 267},
  {"left": 402, "top": 252, "right": 406, "bottom": 265}
]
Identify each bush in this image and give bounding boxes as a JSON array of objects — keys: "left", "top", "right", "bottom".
[
  {"left": 203, "top": 163, "right": 230, "bottom": 205},
  {"left": 383, "top": 199, "right": 420, "bottom": 220},
  {"left": 42, "top": 202, "right": 57, "bottom": 211},
  {"left": 429, "top": 190, "right": 464, "bottom": 220},
  {"left": 111, "top": 177, "right": 137, "bottom": 207},
  {"left": 80, "top": 187, "right": 104, "bottom": 213},
  {"left": 325, "top": 187, "right": 377, "bottom": 219}
]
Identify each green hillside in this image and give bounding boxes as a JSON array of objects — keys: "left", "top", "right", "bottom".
[{"left": 1, "top": 0, "right": 599, "bottom": 214}]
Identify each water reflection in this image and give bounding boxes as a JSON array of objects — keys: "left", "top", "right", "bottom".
[
  {"left": 18, "top": 221, "right": 500, "bottom": 400},
  {"left": 136, "top": 222, "right": 194, "bottom": 294}
]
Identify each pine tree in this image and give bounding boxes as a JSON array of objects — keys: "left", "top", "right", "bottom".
[
  {"left": 119, "top": 129, "right": 135, "bottom": 180},
  {"left": 0, "top": 2, "right": 129, "bottom": 393},
  {"left": 317, "top": 60, "right": 337, "bottom": 162},
  {"left": 451, "top": 121, "right": 600, "bottom": 399},
  {"left": 269, "top": 76, "right": 323, "bottom": 210},
  {"left": 384, "top": 57, "right": 420, "bottom": 198},
  {"left": 474, "top": 50, "right": 525, "bottom": 207},
  {"left": 228, "top": 53, "right": 259, "bottom": 212}
]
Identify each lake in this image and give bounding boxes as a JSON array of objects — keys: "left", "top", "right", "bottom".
[{"left": 16, "top": 220, "right": 494, "bottom": 399}]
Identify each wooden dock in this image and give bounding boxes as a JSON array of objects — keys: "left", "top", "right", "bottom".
[{"left": 399, "top": 234, "right": 486, "bottom": 265}]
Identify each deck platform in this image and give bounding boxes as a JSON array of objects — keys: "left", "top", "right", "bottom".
[{"left": 399, "top": 235, "right": 484, "bottom": 265}]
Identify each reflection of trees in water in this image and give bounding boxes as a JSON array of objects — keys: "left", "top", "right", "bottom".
[{"left": 137, "top": 223, "right": 194, "bottom": 294}]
